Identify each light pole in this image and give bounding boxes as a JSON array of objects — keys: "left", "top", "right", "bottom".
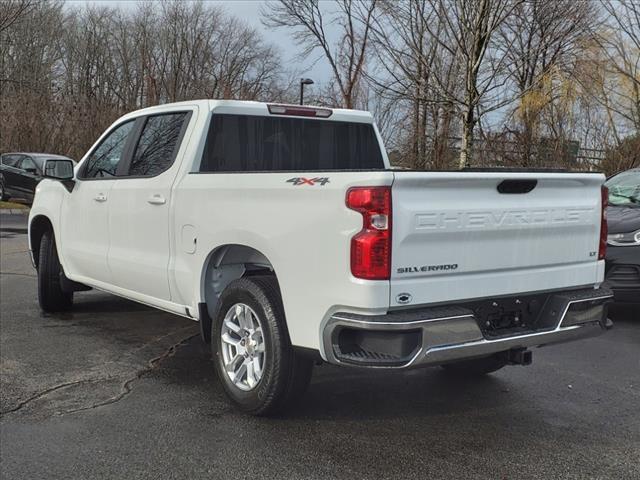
[{"left": 299, "top": 78, "right": 314, "bottom": 105}]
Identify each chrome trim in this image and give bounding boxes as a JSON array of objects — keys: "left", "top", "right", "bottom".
[
  {"left": 607, "top": 240, "right": 640, "bottom": 247},
  {"left": 558, "top": 295, "right": 614, "bottom": 327},
  {"left": 422, "top": 323, "right": 602, "bottom": 365},
  {"left": 323, "top": 290, "right": 613, "bottom": 369},
  {"left": 329, "top": 313, "right": 474, "bottom": 327},
  {"left": 607, "top": 229, "right": 640, "bottom": 247}
]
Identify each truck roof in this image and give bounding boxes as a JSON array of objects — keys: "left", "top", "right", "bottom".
[
  {"left": 118, "top": 99, "right": 374, "bottom": 124},
  {"left": 2, "top": 152, "right": 72, "bottom": 159}
]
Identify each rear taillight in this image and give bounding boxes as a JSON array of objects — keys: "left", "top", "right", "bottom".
[
  {"left": 599, "top": 186, "right": 608, "bottom": 260},
  {"left": 346, "top": 187, "right": 391, "bottom": 280}
]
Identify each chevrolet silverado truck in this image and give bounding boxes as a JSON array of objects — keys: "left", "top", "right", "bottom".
[{"left": 28, "top": 100, "right": 613, "bottom": 415}]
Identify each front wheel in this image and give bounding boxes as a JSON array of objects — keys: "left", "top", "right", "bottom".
[
  {"left": 0, "top": 181, "right": 8, "bottom": 201},
  {"left": 441, "top": 353, "right": 508, "bottom": 376},
  {"left": 37, "top": 230, "right": 73, "bottom": 312},
  {"left": 212, "top": 276, "right": 312, "bottom": 416}
]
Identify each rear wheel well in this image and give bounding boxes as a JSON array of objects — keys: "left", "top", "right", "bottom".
[
  {"left": 200, "top": 245, "right": 276, "bottom": 344},
  {"left": 30, "top": 216, "right": 54, "bottom": 269}
]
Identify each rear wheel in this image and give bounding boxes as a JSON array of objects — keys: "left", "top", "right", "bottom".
[
  {"left": 37, "top": 230, "right": 73, "bottom": 312},
  {"left": 441, "top": 353, "right": 508, "bottom": 376},
  {"left": 211, "top": 276, "right": 313, "bottom": 416}
]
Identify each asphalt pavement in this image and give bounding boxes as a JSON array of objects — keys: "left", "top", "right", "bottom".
[{"left": 1, "top": 213, "right": 639, "bottom": 479}]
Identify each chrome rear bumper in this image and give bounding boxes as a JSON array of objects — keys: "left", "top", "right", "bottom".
[{"left": 323, "top": 287, "right": 613, "bottom": 368}]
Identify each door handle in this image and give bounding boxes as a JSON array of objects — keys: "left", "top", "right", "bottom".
[
  {"left": 94, "top": 194, "right": 107, "bottom": 202},
  {"left": 147, "top": 194, "right": 166, "bottom": 205}
]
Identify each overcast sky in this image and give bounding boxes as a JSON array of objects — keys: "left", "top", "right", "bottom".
[{"left": 68, "top": 0, "right": 334, "bottom": 86}]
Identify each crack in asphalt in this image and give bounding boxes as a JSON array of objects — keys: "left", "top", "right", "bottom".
[
  {"left": 0, "top": 378, "right": 107, "bottom": 416},
  {"left": 113, "top": 326, "right": 197, "bottom": 362},
  {"left": 61, "top": 333, "right": 200, "bottom": 415},
  {"left": 0, "top": 333, "right": 199, "bottom": 418}
]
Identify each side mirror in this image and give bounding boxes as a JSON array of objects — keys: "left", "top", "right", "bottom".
[
  {"left": 25, "top": 167, "right": 38, "bottom": 175},
  {"left": 43, "top": 159, "right": 75, "bottom": 192},
  {"left": 44, "top": 159, "right": 74, "bottom": 180}
]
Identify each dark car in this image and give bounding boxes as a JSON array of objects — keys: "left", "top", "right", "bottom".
[
  {"left": 0, "top": 152, "right": 75, "bottom": 203},
  {"left": 604, "top": 167, "right": 640, "bottom": 304}
]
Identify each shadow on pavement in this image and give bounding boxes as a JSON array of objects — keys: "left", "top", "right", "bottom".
[
  {"left": 609, "top": 303, "right": 639, "bottom": 321},
  {"left": 147, "top": 332, "right": 533, "bottom": 422}
]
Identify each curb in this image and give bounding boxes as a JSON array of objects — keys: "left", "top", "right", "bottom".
[{"left": 0, "top": 209, "right": 29, "bottom": 215}]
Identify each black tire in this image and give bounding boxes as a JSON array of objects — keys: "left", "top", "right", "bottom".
[
  {"left": 211, "top": 276, "right": 312, "bottom": 416},
  {"left": 37, "top": 230, "right": 73, "bottom": 312},
  {"left": 441, "top": 353, "right": 508, "bottom": 376}
]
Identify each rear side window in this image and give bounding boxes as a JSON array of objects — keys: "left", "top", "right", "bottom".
[
  {"left": 128, "top": 112, "right": 188, "bottom": 177},
  {"left": 82, "top": 120, "right": 135, "bottom": 179},
  {"left": 200, "top": 114, "right": 384, "bottom": 172},
  {"left": 19, "top": 157, "right": 37, "bottom": 172}
]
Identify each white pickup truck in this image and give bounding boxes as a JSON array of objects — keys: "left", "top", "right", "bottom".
[{"left": 29, "top": 100, "right": 612, "bottom": 415}]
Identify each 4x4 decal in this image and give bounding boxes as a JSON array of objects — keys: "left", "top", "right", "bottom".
[{"left": 286, "top": 177, "right": 330, "bottom": 186}]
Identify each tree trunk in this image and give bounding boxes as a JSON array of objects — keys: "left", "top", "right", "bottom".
[
  {"left": 521, "top": 112, "right": 534, "bottom": 167},
  {"left": 420, "top": 100, "right": 428, "bottom": 168},
  {"left": 412, "top": 99, "right": 420, "bottom": 168},
  {"left": 416, "top": 101, "right": 426, "bottom": 169},
  {"left": 459, "top": 108, "right": 475, "bottom": 169}
]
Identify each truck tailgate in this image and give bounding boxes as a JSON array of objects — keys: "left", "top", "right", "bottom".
[{"left": 390, "top": 172, "right": 605, "bottom": 307}]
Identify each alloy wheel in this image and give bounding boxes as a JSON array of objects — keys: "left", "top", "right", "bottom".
[{"left": 220, "top": 303, "right": 266, "bottom": 391}]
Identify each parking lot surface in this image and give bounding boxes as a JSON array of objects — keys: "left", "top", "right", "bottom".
[{"left": 1, "top": 213, "right": 639, "bottom": 479}]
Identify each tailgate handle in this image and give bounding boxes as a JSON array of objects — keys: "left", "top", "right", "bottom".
[{"left": 497, "top": 179, "right": 537, "bottom": 194}]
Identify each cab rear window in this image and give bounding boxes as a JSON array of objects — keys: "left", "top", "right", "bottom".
[{"left": 199, "top": 114, "right": 384, "bottom": 172}]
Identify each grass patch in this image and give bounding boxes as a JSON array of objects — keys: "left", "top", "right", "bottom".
[{"left": 0, "top": 201, "right": 28, "bottom": 210}]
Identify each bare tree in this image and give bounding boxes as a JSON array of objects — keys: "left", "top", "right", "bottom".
[
  {"left": 367, "top": 0, "right": 460, "bottom": 169},
  {"left": 0, "top": 0, "right": 287, "bottom": 160},
  {"left": 1, "top": 0, "right": 635, "bottom": 174},
  {"left": 594, "top": 0, "right": 640, "bottom": 172},
  {"left": 0, "top": 0, "right": 35, "bottom": 33},
  {"left": 499, "top": 0, "right": 598, "bottom": 165},
  {"left": 422, "top": 0, "right": 522, "bottom": 168},
  {"left": 0, "top": 1, "right": 66, "bottom": 152},
  {"left": 598, "top": 0, "right": 640, "bottom": 133},
  {"left": 262, "top": 0, "right": 376, "bottom": 109}
]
